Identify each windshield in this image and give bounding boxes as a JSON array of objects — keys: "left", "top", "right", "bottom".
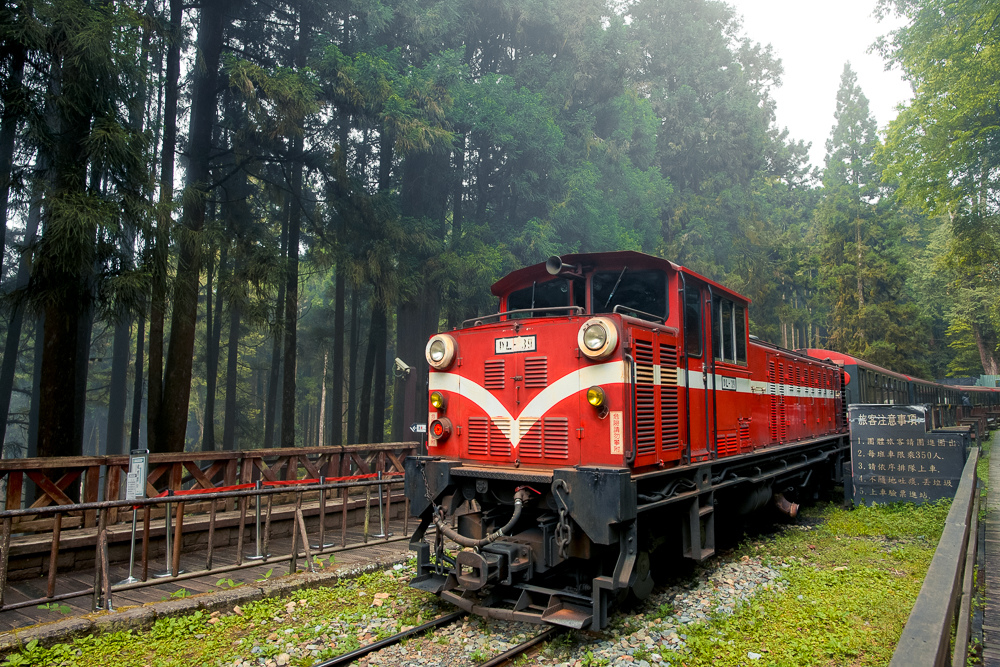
[
  {"left": 593, "top": 269, "right": 668, "bottom": 322},
  {"left": 507, "top": 277, "right": 585, "bottom": 319}
]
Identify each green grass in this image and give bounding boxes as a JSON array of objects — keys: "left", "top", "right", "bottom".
[
  {"left": 1, "top": 565, "right": 446, "bottom": 667},
  {"left": 652, "top": 498, "right": 952, "bottom": 667}
]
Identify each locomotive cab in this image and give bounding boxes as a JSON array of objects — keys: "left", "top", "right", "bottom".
[{"left": 406, "top": 252, "right": 849, "bottom": 630}]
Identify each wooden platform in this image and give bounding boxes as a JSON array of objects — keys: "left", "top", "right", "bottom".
[
  {"left": 0, "top": 517, "right": 413, "bottom": 633},
  {"left": 981, "top": 432, "right": 1000, "bottom": 665}
]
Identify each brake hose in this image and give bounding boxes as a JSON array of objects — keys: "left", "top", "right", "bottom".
[{"left": 432, "top": 489, "right": 529, "bottom": 549}]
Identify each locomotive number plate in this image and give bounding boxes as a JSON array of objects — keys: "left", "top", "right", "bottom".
[{"left": 495, "top": 335, "right": 536, "bottom": 354}]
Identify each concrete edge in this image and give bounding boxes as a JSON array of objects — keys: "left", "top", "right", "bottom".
[{"left": 0, "top": 550, "right": 411, "bottom": 657}]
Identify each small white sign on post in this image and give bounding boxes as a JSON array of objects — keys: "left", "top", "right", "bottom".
[{"left": 125, "top": 449, "right": 149, "bottom": 501}]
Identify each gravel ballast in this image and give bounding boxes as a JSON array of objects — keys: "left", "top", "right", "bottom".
[{"left": 217, "top": 555, "right": 785, "bottom": 667}]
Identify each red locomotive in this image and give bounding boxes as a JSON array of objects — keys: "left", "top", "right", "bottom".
[{"left": 405, "top": 251, "right": 850, "bottom": 629}]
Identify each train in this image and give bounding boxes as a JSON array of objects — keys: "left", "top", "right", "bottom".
[{"left": 403, "top": 251, "right": 1000, "bottom": 630}]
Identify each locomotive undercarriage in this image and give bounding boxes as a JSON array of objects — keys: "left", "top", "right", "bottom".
[{"left": 405, "top": 435, "right": 849, "bottom": 630}]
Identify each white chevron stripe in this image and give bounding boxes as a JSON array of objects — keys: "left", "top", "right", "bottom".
[{"left": 429, "top": 361, "right": 627, "bottom": 448}]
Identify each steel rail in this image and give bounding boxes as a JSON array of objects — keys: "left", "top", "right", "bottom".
[
  {"left": 475, "top": 625, "right": 565, "bottom": 667},
  {"left": 311, "top": 611, "right": 466, "bottom": 667}
]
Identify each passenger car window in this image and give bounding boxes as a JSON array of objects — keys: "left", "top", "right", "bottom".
[{"left": 592, "top": 269, "right": 667, "bottom": 322}]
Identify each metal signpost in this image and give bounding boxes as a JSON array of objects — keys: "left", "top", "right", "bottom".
[{"left": 118, "top": 449, "right": 148, "bottom": 585}]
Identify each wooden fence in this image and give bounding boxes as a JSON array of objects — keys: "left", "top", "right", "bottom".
[{"left": 0, "top": 443, "right": 417, "bottom": 534}]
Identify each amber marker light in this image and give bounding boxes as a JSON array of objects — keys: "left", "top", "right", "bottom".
[
  {"left": 430, "top": 418, "right": 452, "bottom": 441},
  {"left": 587, "top": 386, "right": 606, "bottom": 407},
  {"left": 429, "top": 391, "right": 446, "bottom": 410}
]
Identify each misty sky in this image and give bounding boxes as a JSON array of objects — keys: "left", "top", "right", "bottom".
[{"left": 726, "top": 0, "right": 912, "bottom": 170}]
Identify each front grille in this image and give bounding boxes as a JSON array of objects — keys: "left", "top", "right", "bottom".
[
  {"left": 524, "top": 357, "right": 548, "bottom": 387},
  {"left": 484, "top": 359, "right": 505, "bottom": 390},
  {"left": 660, "top": 343, "right": 680, "bottom": 451},
  {"left": 468, "top": 417, "right": 512, "bottom": 457},
  {"left": 634, "top": 340, "right": 656, "bottom": 456},
  {"left": 518, "top": 417, "right": 569, "bottom": 460}
]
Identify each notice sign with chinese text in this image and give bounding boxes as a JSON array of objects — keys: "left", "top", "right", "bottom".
[
  {"left": 125, "top": 449, "right": 149, "bottom": 501},
  {"left": 849, "top": 405, "right": 966, "bottom": 505}
]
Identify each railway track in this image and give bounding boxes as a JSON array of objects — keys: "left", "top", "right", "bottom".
[{"left": 310, "top": 611, "right": 564, "bottom": 667}]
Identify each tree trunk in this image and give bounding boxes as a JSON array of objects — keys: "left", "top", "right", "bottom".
[
  {"left": 347, "top": 283, "right": 360, "bottom": 444},
  {"left": 329, "top": 117, "right": 349, "bottom": 448},
  {"left": 280, "top": 8, "right": 309, "bottom": 449},
  {"left": 971, "top": 321, "right": 1000, "bottom": 375},
  {"left": 28, "top": 315, "right": 43, "bottom": 459},
  {"left": 371, "top": 301, "right": 387, "bottom": 444},
  {"left": 358, "top": 303, "right": 376, "bottom": 445},
  {"left": 202, "top": 244, "right": 226, "bottom": 451},
  {"left": 104, "top": 318, "right": 131, "bottom": 456},
  {"left": 264, "top": 204, "right": 289, "bottom": 448},
  {"left": 37, "top": 45, "right": 94, "bottom": 460},
  {"left": 147, "top": 0, "right": 183, "bottom": 453},
  {"left": 0, "top": 158, "right": 44, "bottom": 452},
  {"left": 159, "top": 1, "right": 228, "bottom": 453},
  {"left": 222, "top": 291, "right": 241, "bottom": 451},
  {"left": 130, "top": 312, "right": 145, "bottom": 452},
  {"left": 0, "top": 43, "right": 26, "bottom": 282},
  {"left": 330, "top": 259, "right": 345, "bottom": 446},
  {"left": 855, "top": 218, "right": 864, "bottom": 309},
  {"left": 318, "top": 351, "right": 327, "bottom": 447}
]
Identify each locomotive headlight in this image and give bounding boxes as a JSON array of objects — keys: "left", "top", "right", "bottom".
[
  {"left": 577, "top": 317, "right": 618, "bottom": 360},
  {"left": 587, "top": 386, "right": 606, "bottom": 407},
  {"left": 583, "top": 324, "right": 607, "bottom": 350},
  {"left": 429, "top": 418, "right": 452, "bottom": 441},
  {"left": 429, "top": 391, "right": 446, "bottom": 410},
  {"left": 425, "top": 334, "right": 457, "bottom": 369}
]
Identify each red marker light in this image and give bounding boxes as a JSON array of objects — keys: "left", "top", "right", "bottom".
[
  {"left": 430, "top": 418, "right": 452, "bottom": 441},
  {"left": 843, "top": 371, "right": 851, "bottom": 386}
]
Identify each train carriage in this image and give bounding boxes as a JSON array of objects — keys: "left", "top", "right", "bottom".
[{"left": 406, "top": 252, "right": 850, "bottom": 630}]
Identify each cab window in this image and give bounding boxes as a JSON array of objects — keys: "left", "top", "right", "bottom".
[
  {"left": 507, "top": 277, "right": 585, "bottom": 318},
  {"left": 712, "top": 295, "right": 747, "bottom": 364},
  {"left": 592, "top": 269, "right": 667, "bottom": 322}
]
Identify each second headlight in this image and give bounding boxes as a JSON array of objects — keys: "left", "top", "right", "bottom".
[{"left": 577, "top": 317, "right": 618, "bottom": 359}]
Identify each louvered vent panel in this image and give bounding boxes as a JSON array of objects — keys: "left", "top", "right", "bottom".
[
  {"left": 716, "top": 432, "right": 739, "bottom": 457},
  {"left": 519, "top": 420, "right": 542, "bottom": 459},
  {"left": 524, "top": 357, "right": 548, "bottom": 388},
  {"left": 659, "top": 343, "right": 680, "bottom": 451},
  {"left": 634, "top": 340, "right": 656, "bottom": 456},
  {"left": 768, "top": 361, "right": 779, "bottom": 443},
  {"left": 468, "top": 417, "right": 489, "bottom": 456},
  {"left": 739, "top": 420, "right": 751, "bottom": 452},
  {"left": 542, "top": 417, "right": 569, "bottom": 459},
  {"left": 484, "top": 360, "right": 505, "bottom": 390},
  {"left": 467, "top": 417, "right": 511, "bottom": 457},
  {"left": 518, "top": 417, "right": 569, "bottom": 460},
  {"left": 778, "top": 363, "right": 788, "bottom": 442},
  {"left": 492, "top": 419, "right": 512, "bottom": 457}
]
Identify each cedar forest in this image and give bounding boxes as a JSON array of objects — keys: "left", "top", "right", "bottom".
[{"left": 0, "top": 0, "right": 997, "bottom": 458}]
